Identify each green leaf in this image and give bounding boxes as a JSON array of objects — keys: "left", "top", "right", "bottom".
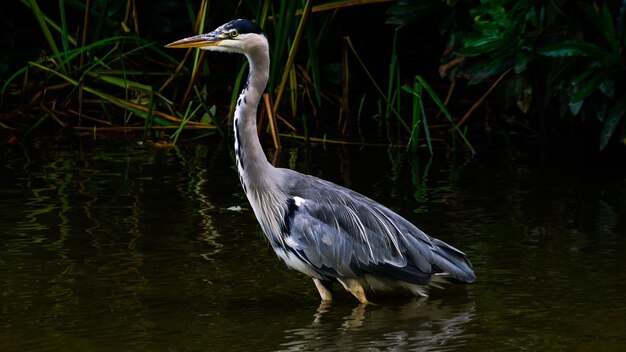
[
  {"left": 569, "top": 100, "right": 583, "bottom": 116},
  {"left": 413, "top": 76, "right": 474, "bottom": 154},
  {"left": 459, "top": 37, "right": 511, "bottom": 56},
  {"left": 571, "top": 69, "right": 615, "bottom": 103},
  {"left": 599, "top": 78, "right": 615, "bottom": 98},
  {"left": 466, "top": 54, "right": 513, "bottom": 85},
  {"left": 91, "top": 73, "right": 153, "bottom": 93},
  {"left": 577, "top": 2, "right": 618, "bottom": 50},
  {"left": 200, "top": 105, "right": 216, "bottom": 125},
  {"left": 27, "top": 0, "right": 61, "bottom": 57},
  {"left": 537, "top": 41, "right": 610, "bottom": 57},
  {"left": 599, "top": 94, "right": 626, "bottom": 150},
  {"left": 514, "top": 52, "right": 528, "bottom": 73}
]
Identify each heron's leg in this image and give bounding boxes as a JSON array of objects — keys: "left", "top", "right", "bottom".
[
  {"left": 313, "top": 278, "right": 333, "bottom": 301},
  {"left": 337, "top": 278, "right": 371, "bottom": 304}
]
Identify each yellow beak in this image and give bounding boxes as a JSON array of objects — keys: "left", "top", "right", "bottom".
[{"left": 165, "top": 33, "right": 222, "bottom": 49}]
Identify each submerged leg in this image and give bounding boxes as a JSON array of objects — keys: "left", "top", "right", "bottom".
[
  {"left": 337, "top": 278, "right": 371, "bottom": 304},
  {"left": 313, "top": 278, "right": 333, "bottom": 301}
]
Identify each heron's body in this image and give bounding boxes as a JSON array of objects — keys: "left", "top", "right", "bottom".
[{"left": 166, "top": 19, "right": 475, "bottom": 304}]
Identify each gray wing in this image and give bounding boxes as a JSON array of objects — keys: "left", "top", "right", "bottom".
[{"left": 278, "top": 169, "right": 475, "bottom": 285}]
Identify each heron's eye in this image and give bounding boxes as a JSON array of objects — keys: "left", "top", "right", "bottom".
[{"left": 228, "top": 29, "right": 239, "bottom": 38}]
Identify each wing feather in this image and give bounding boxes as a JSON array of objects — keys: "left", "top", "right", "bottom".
[{"left": 277, "top": 169, "right": 475, "bottom": 285}]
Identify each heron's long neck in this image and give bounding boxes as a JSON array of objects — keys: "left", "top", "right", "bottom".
[
  {"left": 234, "top": 44, "right": 287, "bottom": 242},
  {"left": 233, "top": 45, "right": 274, "bottom": 197}
]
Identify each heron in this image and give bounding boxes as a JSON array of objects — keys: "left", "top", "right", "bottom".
[{"left": 166, "top": 19, "right": 475, "bottom": 304}]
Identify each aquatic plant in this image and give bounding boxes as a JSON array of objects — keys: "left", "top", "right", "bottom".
[{"left": 389, "top": 0, "right": 626, "bottom": 150}]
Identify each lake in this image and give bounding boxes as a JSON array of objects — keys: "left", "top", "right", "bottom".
[{"left": 1, "top": 138, "right": 625, "bottom": 351}]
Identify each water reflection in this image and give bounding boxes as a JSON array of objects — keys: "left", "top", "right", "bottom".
[
  {"left": 1, "top": 140, "right": 625, "bottom": 351},
  {"left": 1, "top": 142, "right": 235, "bottom": 351},
  {"left": 279, "top": 299, "right": 475, "bottom": 351}
]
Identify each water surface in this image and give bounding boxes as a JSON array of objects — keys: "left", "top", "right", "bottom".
[{"left": 1, "top": 140, "right": 625, "bottom": 351}]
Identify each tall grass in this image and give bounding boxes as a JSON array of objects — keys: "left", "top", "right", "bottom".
[
  {"left": 3, "top": 0, "right": 474, "bottom": 153},
  {"left": 343, "top": 32, "right": 473, "bottom": 154},
  {"left": 2, "top": 0, "right": 217, "bottom": 140}
]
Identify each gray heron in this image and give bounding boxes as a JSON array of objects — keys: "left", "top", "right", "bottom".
[{"left": 166, "top": 19, "right": 475, "bottom": 304}]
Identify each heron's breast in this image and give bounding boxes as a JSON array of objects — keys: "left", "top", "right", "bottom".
[{"left": 274, "top": 247, "right": 322, "bottom": 278}]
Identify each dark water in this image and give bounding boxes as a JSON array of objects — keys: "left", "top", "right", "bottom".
[{"left": 1, "top": 139, "right": 625, "bottom": 351}]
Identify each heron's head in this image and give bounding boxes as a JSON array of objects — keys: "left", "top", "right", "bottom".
[{"left": 165, "top": 19, "right": 265, "bottom": 55}]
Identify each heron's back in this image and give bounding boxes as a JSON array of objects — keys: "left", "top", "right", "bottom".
[{"left": 270, "top": 168, "right": 476, "bottom": 286}]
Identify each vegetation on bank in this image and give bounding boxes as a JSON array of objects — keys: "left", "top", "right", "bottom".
[{"left": 1, "top": 0, "right": 625, "bottom": 152}]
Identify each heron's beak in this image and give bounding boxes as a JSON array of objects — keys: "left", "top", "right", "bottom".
[{"left": 165, "top": 33, "right": 223, "bottom": 49}]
